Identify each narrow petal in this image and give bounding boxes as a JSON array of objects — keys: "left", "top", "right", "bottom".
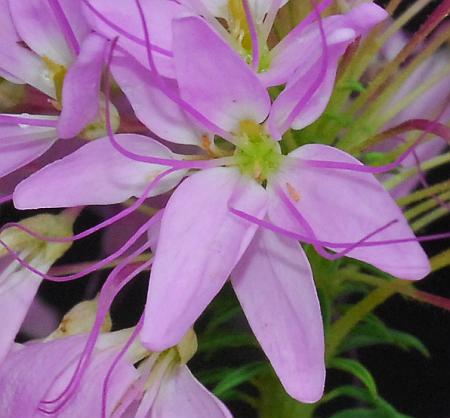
[
  {"left": 268, "top": 46, "right": 345, "bottom": 138},
  {"left": 149, "top": 366, "right": 232, "bottom": 418},
  {"left": 0, "top": 41, "right": 55, "bottom": 96},
  {"left": 272, "top": 144, "right": 430, "bottom": 280},
  {"left": 263, "top": 3, "right": 387, "bottom": 87},
  {"left": 58, "top": 33, "right": 107, "bottom": 139},
  {"left": 0, "top": 125, "right": 57, "bottom": 178},
  {"left": 172, "top": 16, "right": 271, "bottom": 133},
  {"left": 112, "top": 55, "right": 204, "bottom": 146},
  {"left": 8, "top": 0, "right": 89, "bottom": 65},
  {"left": 232, "top": 227, "right": 324, "bottom": 403},
  {"left": 14, "top": 134, "right": 185, "bottom": 209},
  {"left": 142, "top": 168, "right": 268, "bottom": 351},
  {"left": 0, "top": 257, "right": 45, "bottom": 364}
]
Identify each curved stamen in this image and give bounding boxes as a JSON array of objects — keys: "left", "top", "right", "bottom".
[
  {"left": 40, "top": 247, "right": 153, "bottom": 412},
  {"left": 0, "top": 115, "right": 58, "bottom": 128},
  {"left": 275, "top": 184, "right": 399, "bottom": 260},
  {"left": 126, "top": 6, "right": 234, "bottom": 141},
  {"left": 228, "top": 204, "right": 450, "bottom": 249},
  {"left": 3, "top": 167, "right": 171, "bottom": 244},
  {"left": 47, "top": 0, "right": 80, "bottom": 55},
  {"left": 0, "top": 211, "right": 160, "bottom": 283},
  {"left": 101, "top": 315, "right": 144, "bottom": 418},
  {"left": 242, "top": 0, "right": 260, "bottom": 71},
  {"left": 275, "top": 0, "right": 329, "bottom": 135},
  {"left": 81, "top": 0, "right": 172, "bottom": 57},
  {"left": 296, "top": 119, "right": 450, "bottom": 174}
]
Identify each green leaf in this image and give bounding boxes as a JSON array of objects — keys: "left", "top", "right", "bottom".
[
  {"left": 323, "top": 385, "right": 373, "bottom": 404},
  {"left": 197, "top": 333, "right": 256, "bottom": 353},
  {"left": 212, "top": 362, "right": 267, "bottom": 397},
  {"left": 340, "top": 314, "right": 429, "bottom": 357},
  {"left": 329, "top": 358, "right": 378, "bottom": 399},
  {"left": 329, "top": 408, "right": 381, "bottom": 418}
]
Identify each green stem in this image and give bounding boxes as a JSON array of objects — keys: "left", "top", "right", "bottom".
[
  {"left": 404, "top": 191, "right": 450, "bottom": 221},
  {"left": 412, "top": 206, "right": 449, "bottom": 231},
  {"left": 396, "top": 180, "right": 450, "bottom": 206}
]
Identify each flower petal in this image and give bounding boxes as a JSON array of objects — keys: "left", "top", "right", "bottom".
[
  {"left": 58, "top": 33, "right": 108, "bottom": 139},
  {"left": 0, "top": 257, "right": 45, "bottom": 364},
  {"left": 0, "top": 41, "right": 55, "bottom": 96},
  {"left": 263, "top": 3, "right": 387, "bottom": 87},
  {"left": 172, "top": 16, "right": 271, "bottom": 133},
  {"left": 83, "top": 0, "right": 190, "bottom": 77},
  {"left": 8, "top": 0, "right": 89, "bottom": 65},
  {"left": 112, "top": 55, "right": 204, "bottom": 146},
  {"left": 14, "top": 134, "right": 184, "bottom": 209},
  {"left": 232, "top": 227, "right": 324, "bottom": 403},
  {"left": 142, "top": 167, "right": 268, "bottom": 351},
  {"left": 149, "top": 366, "right": 232, "bottom": 418},
  {"left": 0, "top": 125, "right": 57, "bottom": 178},
  {"left": 272, "top": 144, "right": 430, "bottom": 280}
]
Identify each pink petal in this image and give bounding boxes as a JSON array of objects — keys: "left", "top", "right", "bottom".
[
  {"left": 58, "top": 33, "right": 108, "bottom": 139},
  {"left": 0, "top": 257, "right": 45, "bottom": 364},
  {"left": 232, "top": 227, "right": 324, "bottom": 403},
  {"left": 0, "top": 336, "right": 84, "bottom": 416},
  {"left": 272, "top": 144, "right": 430, "bottom": 280},
  {"left": 8, "top": 0, "right": 89, "bottom": 65},
  {"left": 112, "top": 55, "right": 204, "bottom": 146},
  {"left": 14, "top": 134, "right": 185, "bottom": 209},
  {"left": 0, "top": 125, "right": 57, "bottom": 178},
  {"left": 142, "top": 168, "right": 268, "bottom": 351},
  {"left": 0, "top": 41, "right": 55, "bottom": 96},
  {"left": 149, "top": 366, "right": 232, "bottom": 418},
  {"left": 83, "top": 0, "right": 190, "bottom": 77},
  {"left": 172, "top": 16, "right": 270, "bottom": 134},
  {"left": 263, "top": 3, "right": 387, "bottom": 87}
]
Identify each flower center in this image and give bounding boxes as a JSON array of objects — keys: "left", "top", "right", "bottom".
[{"left": 234, "top": 119, "right": 282, "bottom": 182}]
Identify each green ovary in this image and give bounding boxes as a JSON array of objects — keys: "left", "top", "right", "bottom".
[{"left": 234, "top": 120, "right": 282, "bottom": 182}]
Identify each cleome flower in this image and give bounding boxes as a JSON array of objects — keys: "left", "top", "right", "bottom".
[{"left": 12, "top": 7, "right": 432, "bottom": 404}]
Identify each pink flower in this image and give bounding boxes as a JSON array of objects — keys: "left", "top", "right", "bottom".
[{"left": 0, "top": 0, "right": 115, "bottom": 179}]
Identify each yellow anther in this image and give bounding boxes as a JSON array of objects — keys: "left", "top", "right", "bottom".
[
  {"left": 42, "top": 56, "right": 67, "bottom": 103},
  {"left": 227, "top": 0, "right": 252, "bottom": 50}
]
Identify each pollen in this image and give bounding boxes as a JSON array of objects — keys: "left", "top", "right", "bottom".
[
  {"left": 200, "top": 134, "right": 216, "bottom": 157},
  {"left": 286, "top": 182, "right": 301, "bottom": 202}
]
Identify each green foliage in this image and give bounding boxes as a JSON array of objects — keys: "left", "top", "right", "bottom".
[
  {"left": 339, "top": 314, "right": 429, "bottom": 357},
  {"left": 328, "top": 358, "right": 378, "bottom": 399}
]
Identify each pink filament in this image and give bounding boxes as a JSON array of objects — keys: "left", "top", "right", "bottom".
[
  {"left": 0, "top": 114, "right": 58, "bottom": 128},
  {"left": 128, "top": 5, "right": 234, "bottom": 141},
  {"left": 0, "top": 194, "right": 13, "bottom": 205},
  {"left": 101, "top": 315, "right": 144, "bottom": 418},
  {"left": 242, "top": 0, "right": 260, "bottom": 71},
  {"left": 0, "top": 211, "right": 160, "bottom": 283},
  {"left": 276, "top": 0, "right": 329, "bottom": 135},
  {"left": 297, "top": 119, "right": 450, "bottom": 175},
  {"left": 81, "top": 0, "right": 172, "bottom": 57},
  {"left": 228, "top": 205, "right": 450, "bottom": 250},
  {"left": 275, "top": 184, "right": 398, "bottom": 260},
  {"left": 40, "top": 246, "right": 153, "bottom": 413},
  {"left": 47, "top": 0, "right": 80, "bottom": 55},
  {"left": 0, "top": 166, "right": 171, "bottom": 245}
]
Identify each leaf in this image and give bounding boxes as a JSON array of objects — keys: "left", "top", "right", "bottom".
[
  {"left": 329, "top": 408, "right": 381, "bottom": 418},
  {"left": 329, "top": 358, "right": 377, "bottom": 399},
  {"left": 197, "top": 332, "right": 256, "bottom": 353},
  {"left": 339, "top": 314, "right": 429, "bottom": 357},
  {"left": 212, "top": 362, "right": 267, "bottom": 397},
  {"left": 323, "top": 385, "right": 373, "bottom": 404}
]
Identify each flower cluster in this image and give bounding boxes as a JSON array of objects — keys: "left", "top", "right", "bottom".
[{"left": 0, "top": 0, "right": 449, "bottom": 417}]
